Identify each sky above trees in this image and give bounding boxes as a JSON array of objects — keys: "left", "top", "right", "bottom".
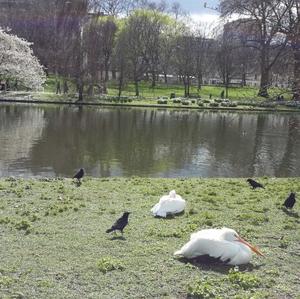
[
  {"left": 172, "top": 0, "right": 218, "bottom": 13},
  {"left": 154, "top": 0, "right": 220, "bottom": 23}
]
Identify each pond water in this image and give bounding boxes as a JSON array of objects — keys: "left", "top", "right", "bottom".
[{"left": 0, "top": 104, "right": 300, "bottom": 178}]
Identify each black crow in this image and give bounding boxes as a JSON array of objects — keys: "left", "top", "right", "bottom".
[
  {"left": 73, "top": 168, "right": 84, "bottom": 181},
  {"left": 106, "top": 212, "right": 130, "bottom": 235},
  {"left": 247, "top": 179, "right": 264, "bottom": 189},
  {"left": 283, "top": 192, "right": 296, "bottom": 209}
]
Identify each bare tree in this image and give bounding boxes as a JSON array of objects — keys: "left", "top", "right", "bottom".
[
  {"left": 173, "top": 32, "right": 195, "bottom": 97},
  {"left": 85, "top": 16, "right": 117, "bottom": 86},
  {"left": 89, "top": 0, "right": 155, "bottom": 15},
  {"left": 220, "top": 0, "right": 288, "bottom": 97},
  {"left": 274, "top": 0, "right": 300, "bottom": 99},
  {"left": 170, "top": 2, "right": 185, "bottom": 20},
  {"left": 193, "top": 24, "right": 215, "bottom": 90},
  {"left": 83, "top": 16, "right": 103, "bottom": 95},
  {"left": 144, "top": 10, "right": 169, "bottom": 87},
  {"left": 215, "top": 29, "right": 239, "bottom": 98},
  {"left": 113, "top": 28, "right": 130, "bottom": 97},
  {"left": 89, "top": 0, "right": 129, "bottom": 16},
  {"left": 159, "top": 25, "right": 177, "bottom": 84}
]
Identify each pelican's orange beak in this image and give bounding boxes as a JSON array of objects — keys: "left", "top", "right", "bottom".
[{"left": 237, "top": 236, "right": 264, "bottom": 256}]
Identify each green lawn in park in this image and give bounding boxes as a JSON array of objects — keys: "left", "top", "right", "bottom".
[{"left": 1, "top": 177, "right": 299, "bottom": 298}]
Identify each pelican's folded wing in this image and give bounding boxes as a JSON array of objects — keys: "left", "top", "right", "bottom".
[
  {"left": 171, "top": 199, "right": 186, "bottom": 213},
  {"left": 174, "top": 237, "right": 239, "bottom": 262},
  {"left": 190, "top": 228, "right": 224, "bottom": 241},
  {"left": 151, "top": 203, "right": 167, "bottom": 217}
]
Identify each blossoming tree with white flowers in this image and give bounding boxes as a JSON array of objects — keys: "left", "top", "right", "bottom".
[{"left": 0, "top": 29, "right": 45, "bottom": 90}]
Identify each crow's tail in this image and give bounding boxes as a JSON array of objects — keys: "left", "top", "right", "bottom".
[{"left": 106, "top": 228, "right": 113, "bottom": 233}]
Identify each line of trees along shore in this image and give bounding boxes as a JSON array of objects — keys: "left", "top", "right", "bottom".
[{"left": 0, "top": 0, "right": 299, "bottom": 100}]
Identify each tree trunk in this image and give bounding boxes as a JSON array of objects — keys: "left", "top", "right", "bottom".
[
  {"left": 6, "top": 79, "right": 10, "bottom": 91},
  {"left": 225, "top": 74, "right": 229, "bottom": 98},
  {"left": 187, "top": 76, "right": 190, "bottom": 97},
  {"left": 258, "top": 48, "right": 269, "bottom": 97},
  {"left": 63, "top": 80, "right": 69, "bottom": 94},
  {"left": 14, "top": 80, "right": 18, "bottom": 90},
  {"left": 164, "top": 72, "right": 168, "bottom": 84},
  {"left": 225, "top": 83, "right": 228, "bottom": 99},
  {"left": 241, "top": 72, "right": 246, "bottom": 87},
  {"left": 118, "top": 82, "right": 122, "bottom": 98},
  {"left": 112, "top": 69, "right": 117, "bottom": 80},
  {"left": 87, "top": 74, "right": 96, "bottom": 96},
  {"left": 151, "top": 71, "right": 156, "bottom": 88},
  {"left": 77, "top": 81, "right": 83, "bottom": 101},
  {"left": 105, "top": 58, "right": 109, "bottom": 82},
  {"left": 87, "top": 84, "right": 94, "bottom": 96},
  {"left": 102, "top": 82, "right": 107, "bottom": 94},
  {"left": 134, "top": 79, "right": 139, "bottom": 96},
  {"left": 56, "top": 81, "right": 61, "bottom": 94},
  {"left": 292, "top": 48, "right": 300, "bottom": 100},
  {"left": 197, "top": 72, "right": 202, "bottom": 91},
  {"left": 258, "top": 70, "right": 269, "bottom": 97},
  {"left": 183, "top": 76, "right": 187, "bottom": 97},
  {"left": 118, "top": 69, "right": 123, "bottom": 98}
]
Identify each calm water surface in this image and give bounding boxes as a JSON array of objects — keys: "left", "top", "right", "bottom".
[{"left": 0, "top": 104, "right": 300, "bottom": 178}]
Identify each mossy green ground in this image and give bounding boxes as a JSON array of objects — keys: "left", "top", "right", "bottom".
[{"left": 0, "top": 178, "right": 299, "bottom": 298}]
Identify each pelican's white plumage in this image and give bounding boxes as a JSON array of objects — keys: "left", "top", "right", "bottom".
[
  {"left": 174, "top": 227, "right": 263, "bottom": 265},
  {"left": 151, "top": 190, "right": 186, "bottom": 217}
]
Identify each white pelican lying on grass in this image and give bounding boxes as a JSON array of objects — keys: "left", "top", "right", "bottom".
[
  {"left": 151, "top": 190, "right": 186, "bottom": 218},
  {"left": 174, "top": 227, "right": 264, "bottom": 265}
]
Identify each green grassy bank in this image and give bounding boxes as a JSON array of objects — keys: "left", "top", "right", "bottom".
[
  {"left": 1, "top": 76, "right": 298, "bottom": 112},
  {"left": 1, "top": 91, "right": 299, "bottom": 113},
  {"left": 0, "top": 178, "right": 299, "bottom": 298},
  {"left": 43, "top": 76, "right": 288, "bottom": 101}
]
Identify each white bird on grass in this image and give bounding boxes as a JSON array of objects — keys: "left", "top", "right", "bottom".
[
  {"left": 174, "top": 227, "right": 264, "bottom": 265},
  {"left": 151, "top": 190, "right": 186, "bottom": 218}
]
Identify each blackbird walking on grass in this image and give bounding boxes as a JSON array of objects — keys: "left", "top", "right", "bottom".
[
  {"left": 106, "top": 212, "right": 130, "bottom": 235},
  {"left": 247, "top": 179, "right": 264, "bottom": 189},
  {"left": 283, "top": 192, "right": 296, "bottom": 209},
  {"left": 73, "top": 168, "right": 84, "bottom": 182}
]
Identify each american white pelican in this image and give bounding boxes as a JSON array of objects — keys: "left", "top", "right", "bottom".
[
  {"left": 174, "top": 227, "right": 264, "bottom": 265},
  {"left": 151, "top": 190, "right": 186, "bottom": 218}
]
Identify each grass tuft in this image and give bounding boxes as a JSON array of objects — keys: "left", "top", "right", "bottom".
[
  {"left": 187, "top": 276, "right": 220, "bottom": 298},
  {"left": 14, "top": 219, "right": 31, "bottom": 231},
  {"left": 227, "top": 268, "right": 261, "bottom": 290},
  {"left": 96, "top": 257, "right": 125, "bottom": 274}
]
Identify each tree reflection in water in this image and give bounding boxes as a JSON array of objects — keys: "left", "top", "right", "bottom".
[{"left": 0, "top": 104, "right": 299, "bottom": 178}]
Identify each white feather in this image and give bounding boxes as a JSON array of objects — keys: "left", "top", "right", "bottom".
[
  {"left": 151, "top": 190, "right": 186, "bottom": 217},
  {"left": 174, "top": 227, "right": 253, "bottom": 265}
]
